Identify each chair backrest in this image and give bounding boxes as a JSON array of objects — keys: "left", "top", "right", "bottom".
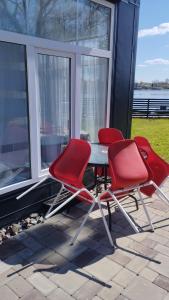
[
  {"left": 49, "top": 139, "right": 91, "bottom": 188},
  {"left": 98, "top": 128, "right": 124, "bottom": 146},
  {"left": 134, "top": 136, "right": 169, "bottom": 196},
  {"left": 108, "top": 139, "right": 149, "bottom": 190}
]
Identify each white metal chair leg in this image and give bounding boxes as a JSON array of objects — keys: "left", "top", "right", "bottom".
[
  {"left": 137, "top": 188, "right": 154, "bottom": 232},
  {"left": 45, "top": 189, "right": 84, "bottom": 219},
  {"left": 69, "top": 201, "right": 96, "bottom": 245},
  {"left": 112, "top": 194, "right": 139, "bottom": 233},
  {"left": 97, "top": 199, "right": 115, "bottom": 248},
  {"left": 16, "top": 176, "right": 49, "bottom": 200},
  {"left": 45, "top": 184, "right": 64, "bottom": 218}
]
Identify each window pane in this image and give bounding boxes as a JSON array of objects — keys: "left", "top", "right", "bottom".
[
  {"left": 80, "top": 56, "right": 108, "bottom": 142},
  {"left": 0, "top": 0, "right": 76, "bottom": 44},
  {"left": 0, "top": 42, "right": 31, "bottom": 188},
  {"left": 38, "top": 54, "right": 70, "bottom": 169},
  {"left": 0, "top": 0, "right": 111, "bottom": 49},
  {"left": 78, "top": 0, "right": 111, "bottom": 50}
]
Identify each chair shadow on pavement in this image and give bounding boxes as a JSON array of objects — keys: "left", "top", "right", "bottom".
[{"left": 3, "top": 196, "right": 163, "bottom": 288}]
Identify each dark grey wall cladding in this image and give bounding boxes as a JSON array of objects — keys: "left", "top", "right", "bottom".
[
  {"left": 0, "top": 179, "right": 61, "bottom": 227},
  {"left": 109, "top": 0, "right": 140, "bottom": 137}
]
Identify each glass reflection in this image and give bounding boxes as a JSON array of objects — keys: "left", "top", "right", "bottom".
[
  {"left": 0, "top": 42, "right": 31, "bottom": 188},
  {"left": 80, "top": 55, "right": 108, "bottom": 142},
  {"left": 0, "top": 0, "right": 111, "bottom": 50}
]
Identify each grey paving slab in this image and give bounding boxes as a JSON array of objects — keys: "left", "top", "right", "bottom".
[
  {"left": 20, "top": 289, "right": 46, "bottom": 300},
  {"left": 50, "top": 263, "right": 89, "bottom": 295},
  {"left": 0, "top": 285, "right": 19, "bottom": 300},
  {"left": 153, "top": 275, "right": 169, "bottom": 292},
  {"left": 47, "top": 287, "right": 74, "bottom": 300},
  {"left": 122, "top": 276, "right": 167, "bottom": 300},
  {"left": 113, "top": 268, "right": 136, "bottom": 288},
  {"left": 7, "top": 275, "right": 33, "bottom": 297},
  {"left": 27, "top": 272, "right": 56, "bottom": 296},
  {"left": 98, "top": 281, "right": 123, "bottom": 300},
  {"left": 84, "top": 256, "right": 122, "bottom": 282},
  {"left": 73, "top": 279, "right": 103, "bottom": 300},
  {"left": 0, "top": 182, "right": 169, "bottom": 300},
  {"left": 149, "top": 253, "right": 169, "bottom": 278}
]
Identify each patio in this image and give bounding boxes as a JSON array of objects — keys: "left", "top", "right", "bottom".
[{"left": 0, "top": 180, "right": 169, "bottom": 300}]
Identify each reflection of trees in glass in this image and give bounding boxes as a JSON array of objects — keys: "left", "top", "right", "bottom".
[
  {"left": 78, "top": 0, "right": 110, "bottom": 49},
  {"left": 0, "top": 0, "right": 110, "bottom": 49},
  {"left": 0, "top": 0, "right": 76, "bottom": 42}
]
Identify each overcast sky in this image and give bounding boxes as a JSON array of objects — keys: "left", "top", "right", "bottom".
[{"left": 135, "top": 0, "right": 169, "bottom": 82}]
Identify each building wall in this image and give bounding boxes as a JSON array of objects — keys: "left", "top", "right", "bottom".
[
  {"left": 0, "top": 0, "right": 140, "bottom": 226},
  {"left": 110, "top": 0, "right": 140, "bottom": 137}
]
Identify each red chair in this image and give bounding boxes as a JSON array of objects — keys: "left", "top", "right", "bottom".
[
  {"left": 98, "top": 139, "right": 169, "bottom": 233},
  {"left": 134, "top": 136, "right": 169, "bottom": 197},
  {"left": 17, "top": 139, "right": 114, "bottom": 247},
  {"left": 98, "top": 127, "right": 124, "bottom": 146},
  {"left": 97, "top": 128, "right": 124, "bottom": 178},
  {"left": 98, "top": 128, "right": 138, "bottom": 217}
]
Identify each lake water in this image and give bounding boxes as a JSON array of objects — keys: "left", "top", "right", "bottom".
[{"left": 134, "top": 89, "right": 169, "bottom": 99}]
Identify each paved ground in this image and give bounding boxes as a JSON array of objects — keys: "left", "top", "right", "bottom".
[{"left": 1, "top": 180, "right": 169, "bottom": 300}]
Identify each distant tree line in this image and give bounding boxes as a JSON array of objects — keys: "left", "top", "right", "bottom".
[{"left": 135, "top": 79, "right": 169, "bottom": 90}]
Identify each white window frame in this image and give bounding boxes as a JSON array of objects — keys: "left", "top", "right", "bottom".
[{"left": 0, "top": 0, "right": 114, "bottom": 195}]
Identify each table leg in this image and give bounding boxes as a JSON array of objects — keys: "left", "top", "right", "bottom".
[{"left": 104, "top": 166, "right": 107, "bottom": 190}]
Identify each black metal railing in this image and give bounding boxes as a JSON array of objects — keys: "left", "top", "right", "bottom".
[{"left": 132, "top": 98, "right": 169, "bottom": 118}]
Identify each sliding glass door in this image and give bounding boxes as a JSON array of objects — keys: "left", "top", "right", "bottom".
[
  {"left": 0, "top": 41, "right": 31, "bottom": 188},
  {"left": 37, "top": 51, "right": 71, "bottom": 169}
]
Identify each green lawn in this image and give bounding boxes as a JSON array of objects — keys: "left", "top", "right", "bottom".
[{"left": 131, "top": 118, "right": 169, "bottom": 162}]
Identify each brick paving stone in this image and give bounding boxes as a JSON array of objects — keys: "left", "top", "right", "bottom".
[
  {"left": 55, "top": 241, "right": 87, "bottom": 261},
  {"left": 155, "top": 228, "right": 169, "bottom": 239},
  {"left": 140, "top": 267, "right": 158, "bottom": 282},
  {"left": 148, "top": 200, "right": 169, "bottom": 212},
  {"left": 113, "top": 268, "right": 136, "bottom": 288},
  {"left": 0, "top": 239, "right": 25, "bottom": 260},
  {"left": 140, "top": 237, "right": 157, "bottom": 249},
  {"left": 154, "top": 244, "right": 169, "bottom": 257},
  {"left": 21, "top": 236, "right": 43, "bottom": 252},
  {"left": 50, "top": 263, "right": 89, "bottom": 295},
  {"left": 73, "top": 279, "right": 103, "bottom": 300},
  {"left": 128, "top": 240, "right": 158, "bottom": 258},
  {"left": 0, "top": 285, "right": 18, "bottom": 300},
  {"left": 72, "top": 248, "right": 101, "bottom": 268},
  {"left": 7, "top": 275, "right": 33, "bottom": 297},
  {"left": 149, "top": 253, "right": 169, "bottom": 278},
  {"left": 0, "top": 268, "right": 19, "bottom": 288},
  {"left": 19, "top": 264, "right": 36, "bottom": 279},
  {"left": 105, "top": 249, "right": 132, "bottom": 267},
  {"left": 47, "top": 287, "right": 74, "bottom": 300},
  {"left": 98, "top": 281, "right": 123, "bottom": 300},
  {"left": 148, "top": 233, "right": 168, "bottom": 245},
  {"left": 28, "top": 272, "right": 56, "bottom": 296},
  {"left": 126, "top": 256, "right": 148, "bottom": 274},
  {"left": 84, "top": 257, "right": 122, "bottom": 282},
  {"left": 0, "top": 259, "right": 13, "bottom": 275},
  {"left": 46, "top": 252, "right": 68, "bottom": 268},
  {"left": 122, "top": 276, "right": 167, "bottom": 300},
  {"left": 153, "top": 275, "right": 169, "bottom": 292},
  {"left": 40, "top": 230, "right": 70, "bottom": 250},
  {"left": 115, "top": 295, "right": 130, "bottom": 300},
  {"left": 20, "top": 289, "right": 46, "bottom": 300}
]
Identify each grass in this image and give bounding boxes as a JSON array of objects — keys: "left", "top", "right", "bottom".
[{"left": 131, "top": 118, "right": 169, "bottom": 162}]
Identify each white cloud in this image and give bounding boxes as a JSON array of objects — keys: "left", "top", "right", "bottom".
[
  {"left": 144, "top": 58, "right": 169, "bottom": 65},
  {"left": 138, "top": 22, "right": 169, "bottom": 38}
]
